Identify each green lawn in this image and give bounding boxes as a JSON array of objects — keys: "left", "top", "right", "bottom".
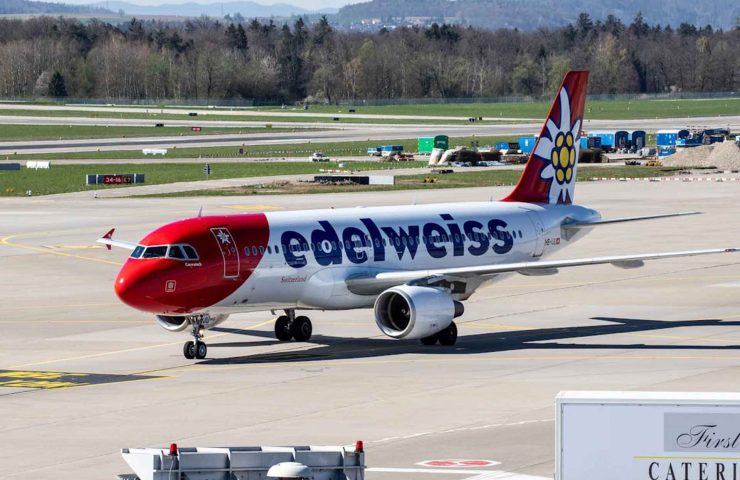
[
  {"left": 0, "top": 160, "right": 427, "bottom": 196},
  {"left": 0, "top": 161, "right": 680, "bottom": 197},
  {"left": 257, "top": 97, "right": 740, "bottom": 120},
  {"left": 1, "top": 96, "right": 736, "bottom": 123},
  {"left": 0, "top": 124, "right": 297, "bottom": 141},
  {"left": 168, "top": 166, "right": 681, "bottom": 197},
  {"left": 0, "top": 108, "right": 508, "bottom": 125},
  {"left": 5, "top": 135, "right": 516, "bottom": 161}
]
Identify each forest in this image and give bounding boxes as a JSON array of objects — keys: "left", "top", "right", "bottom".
[{"left": 0, "top": 13, "right": 736, "bottom": 103}]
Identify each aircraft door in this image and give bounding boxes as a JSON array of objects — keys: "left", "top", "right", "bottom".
[
  {"left": 526, "top": 211, "right": 545, "bottom": 257},
  {"left": 211, "top": 227, "right": 240, "bottom": 278}
]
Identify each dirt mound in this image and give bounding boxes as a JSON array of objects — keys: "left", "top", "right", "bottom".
[{"left": 662, "top": 141, "right": 740, "bottom": 170}]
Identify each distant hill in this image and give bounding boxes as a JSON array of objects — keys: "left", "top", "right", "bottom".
[
  {"left": 92, "top": 1, "right": 337, "bottom": 18},
  {"left": 0, "top": 0, "right": 110, "bottom": 14},
  {"left": 337, "top": 0, "right": 739, "bottom": 30}
]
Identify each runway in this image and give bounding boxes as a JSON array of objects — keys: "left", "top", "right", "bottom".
[
  {"left": 2, "top": 114, "right": 738, "bottom": 155},
  {"left": 0, "top": 180, "right": 739, "bottom": 480}
]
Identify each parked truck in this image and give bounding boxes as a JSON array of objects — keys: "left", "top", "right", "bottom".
[{"left": 557, "top": 391, "right": 740, "bottom": 480}]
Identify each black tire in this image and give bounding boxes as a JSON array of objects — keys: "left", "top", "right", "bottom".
[
  {"left": 420, "top": 334, "right": 438, "bottom": 346},
  {"left": 438, "top": 322, "right": 458, "bottom": 346},
  {"left": 291, "top": 316, "right": 313, "bottom": 342},
  {"left": 183, "top": 341, "right": 195, "bottom": 359},
  {"left": 274, "top": 315, "right": 293, "bottom": 341},
  {"left": 195, "top": 341, "right": 207, "bottom": 359}
]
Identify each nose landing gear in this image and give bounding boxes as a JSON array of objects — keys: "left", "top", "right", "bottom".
[
  {"left": 273, "top": 309, "right": 313, "bottom": 342},
  {"left": 183, "top": 315, "right": 208, "bottom": 359}
]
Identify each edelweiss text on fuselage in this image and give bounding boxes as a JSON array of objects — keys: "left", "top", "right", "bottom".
[{"left": 280, "top": 214, "right": 515, "bottom": 268}]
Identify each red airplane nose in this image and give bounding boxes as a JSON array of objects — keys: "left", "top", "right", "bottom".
[{"left": 115, "top": 261, "right": 165, "bottom": 313}]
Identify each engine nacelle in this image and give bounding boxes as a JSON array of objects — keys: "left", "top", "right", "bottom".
[
  {"left": 155, "top": 314, "right": 229, "bottom": 332},
  {"left": 374, "top": 285, "right": 464, "bottom": 340}
]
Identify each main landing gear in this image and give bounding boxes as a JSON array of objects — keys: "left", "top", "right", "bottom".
[
  {"left": 420, "top": 321, "right": 458, "bottom": 346},
  {"left": 183, "top": 315, "right": 208, "bottom": 360},
  {"left": 274, "top": 309, "right": 313, "bottom": 342}
]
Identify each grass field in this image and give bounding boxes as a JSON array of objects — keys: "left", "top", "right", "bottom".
[
  {"left": 1, "top": 96, "right": 737, "bottom": 123},
  {"left": 5, "top": 135, "right": 515, "bottom": 161},
  {"left": 0, "top": 108, "right": 508, "bottom": 125},
  {"left": 166, "top": 166, "right": 681, "bottom": 197},
  {"left": 252, "top": 97, "right": 740, "bottom": 120},
  {"left": 0, "top": 162, "right": 680, "bottom": 197},
  {"left": 0, "top": 161, "right": 427, "bottom": 196},
  {"left": 0, "top": 124, "right": 297, "bottom": 141}
]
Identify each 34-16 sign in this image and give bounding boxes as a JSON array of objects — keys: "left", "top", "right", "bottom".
[
  {"left": 103, "top": 174, "right": 134, "bottom": 184},
  {"left": 85, "top": 173, "right": 145, "bottom": 185}
]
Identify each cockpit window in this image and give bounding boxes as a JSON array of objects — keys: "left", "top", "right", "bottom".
[
  {"left": 142, "top": 246, "right": 168, "bottom": 258},
  {"left": 182, "top": 245, "right": 198, "bottom": 260},
  {"left": 134, "top": 244, "right": 198, "bottom": 260}
]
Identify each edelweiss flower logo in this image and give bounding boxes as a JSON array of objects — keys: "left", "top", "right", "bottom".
[
  {"left": 216, "top": 230, "right": 232, "bottom": 244},
  {"left": 534, "top": 88, "right": 581, "bottom": 204}
]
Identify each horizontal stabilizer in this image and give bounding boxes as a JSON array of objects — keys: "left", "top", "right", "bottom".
[
  {"left": 97, "top": 228, "right": 137, "bottom": 251},
  {"left": 562, "top": 211, "right": 701, "bottom": 230}
]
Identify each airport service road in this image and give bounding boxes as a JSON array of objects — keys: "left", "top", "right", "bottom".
[
  {"left": 1, "top": 115, "right": 738, "bottom": 155},
  {"left": 0, "top": 181, "right": 739, "bottom": 480}
]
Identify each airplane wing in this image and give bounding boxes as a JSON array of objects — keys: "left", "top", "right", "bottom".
[
  {"left": 562, "top": 211, "right": 700, "bottom": 230},
  {"left": 96, "top": 228, "right": 137, "bottom": 251},
  {"left": 346, "top": 247, "right": 739, "bottom": 295}
]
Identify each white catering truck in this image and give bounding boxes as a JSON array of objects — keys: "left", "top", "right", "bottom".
[{"left": 557, "top": 391, "right": 740, "bottom": 480}]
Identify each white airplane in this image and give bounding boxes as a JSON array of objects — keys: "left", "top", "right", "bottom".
[{"left": 99, "top": 70, "right": 738, "bottom": 359}]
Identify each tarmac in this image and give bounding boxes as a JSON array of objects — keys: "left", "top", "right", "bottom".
[{"left": 0, "top": 179, "right": 739, "bottom": 480}]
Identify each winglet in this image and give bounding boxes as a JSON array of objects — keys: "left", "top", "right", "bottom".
[{"left": 101, "top": 228, "right": 115, "bottom": 250}]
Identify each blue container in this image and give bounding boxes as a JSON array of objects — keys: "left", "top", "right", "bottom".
[
  {"left": 495, "top": 142, "right": 509, "bottom": 150},
  {"left": 517, "top": 136, "right": 538, "bottom": 154},
  {"left": 629, "top": 130, "right": 646, "bottom": 149},
  {"left": 614, "top": 130, "right": 629, "bottom": 148},
  {"left": 579, "top": 136, "right": 602, "bottom": 149},
  {"left": 587, "top": 131, "right": 615, "bottom": 148},
  {"left": 656, "top": 129, "right": 689, "bottom": 147}
]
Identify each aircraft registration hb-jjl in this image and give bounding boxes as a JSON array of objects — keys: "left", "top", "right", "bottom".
[{"left": 99, "top": 70, "right": 738, "bottom": 360}]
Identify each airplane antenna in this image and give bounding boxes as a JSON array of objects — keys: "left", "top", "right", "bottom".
[{"left": 197, "top": 206, "right": 203, "bottom": 217}]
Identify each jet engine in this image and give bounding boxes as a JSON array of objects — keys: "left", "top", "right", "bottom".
[
  {"left": 374, "top": 285, "right": 464, "bottom": 340},
  {"left": 155, "top": 314, "right": 229, "bottom": 332}
]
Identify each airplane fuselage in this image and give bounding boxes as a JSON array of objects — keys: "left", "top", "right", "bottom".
[{"left": 115, "top": 201, "right": 600, "bottom": 316}]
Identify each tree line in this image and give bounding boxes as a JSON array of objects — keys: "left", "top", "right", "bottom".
[{"left": 0, "top": 13, "right": 736, "bottom": 102}]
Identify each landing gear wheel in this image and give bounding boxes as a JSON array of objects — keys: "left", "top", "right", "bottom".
[
  {"left": 420, "top": 334, "right": 439, "bottom": 346},
  {"left": 291, "top": 316, "right": 313, "bottom": 342},
  {"left": 274, "top": 315, "right": 293, "bottom": 341},
  {"left": 437, "top": 322, "right": 458, "bottom": 346},
  {"left": 183, "top": 341, "right": 196, "bottom": 359},
  {"left": 195, "top": 341, "right": 207, "bottom": 359}
]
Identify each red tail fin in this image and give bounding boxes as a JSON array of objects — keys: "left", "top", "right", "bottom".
[{"left": 503, "top": 70, "right": 589, "bottom": 205}]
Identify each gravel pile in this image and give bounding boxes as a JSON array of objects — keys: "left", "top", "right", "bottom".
[{"left": 663, "top": 141, "right": 740, "bottom": 170}]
